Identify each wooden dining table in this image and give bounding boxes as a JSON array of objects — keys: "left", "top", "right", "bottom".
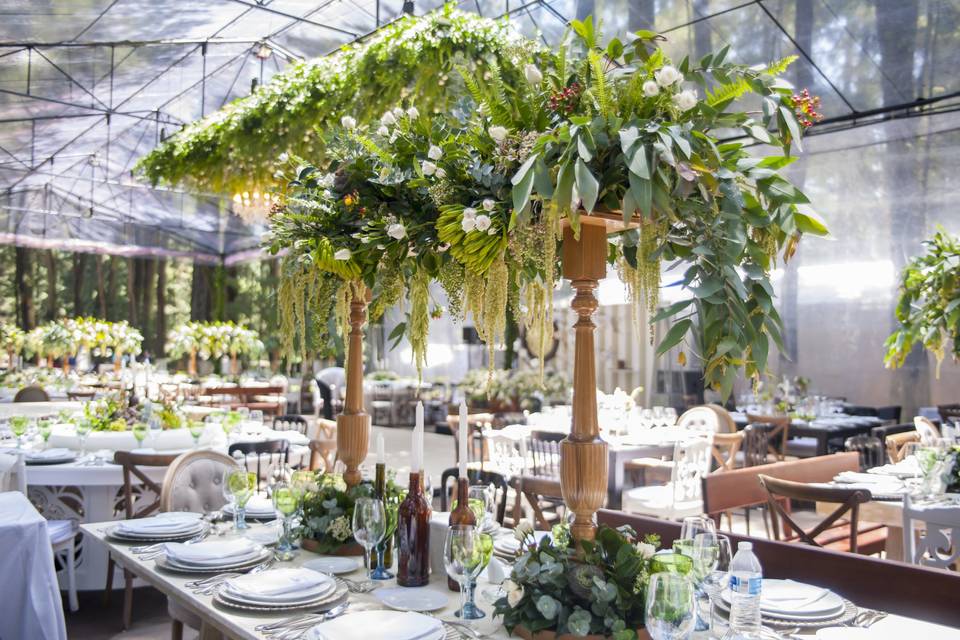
[{"left": 81, "top": 519, "right": 960, "bottom": 639}]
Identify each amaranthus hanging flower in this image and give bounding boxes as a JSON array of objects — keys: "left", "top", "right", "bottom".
[{"left": 333, "top": 249, "right": 352, "bottom": 260}]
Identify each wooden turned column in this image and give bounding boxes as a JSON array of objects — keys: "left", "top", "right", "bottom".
[
  {"left": 337, "top": 289, "right": 372, "bottom": 488},
  {"left": 560, "top": 220, "right": 609, "bottom": 543}
]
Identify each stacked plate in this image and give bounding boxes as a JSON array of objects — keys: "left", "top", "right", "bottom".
[
  {"left": 108, "top": 513, "right": 206, "bottom": 542},
  {"left": 157, "top": 538, "right": 271, "bottom": 574},
  {"left": 224, "top": 495, "right": 277, "bottom": 520},
  {"left": 306, "top": 609, "right": 444, "bottom": 640},
  {"left": 23, "top": 448, "right": 76, "bottom": 465},
  {"left": 492, "top": 530, "right": 550, "bottom": 559},
  {"left": 478, "top": 517, "right": 500, "bottom": 535},
  {"left": 721, "top": 579, "right": 856, "bottom": 627},
  {"left": 215, "top": 568, "right": 345, "bottom": 612}
]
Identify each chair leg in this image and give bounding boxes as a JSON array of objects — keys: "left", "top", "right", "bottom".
[
  {"left": 104, "top": 554, "right": 115, "bottom": 605},
  {"left": 744, "top": 506, "right": 751, "bottom": 536},
  {"left": 123, "top": 569, "right": 134, "bottom": 630},
  {"left": 66, "top": 538, "right": 79, "bottom": 612},
  {"left": 171, "top": 619, "right": 184, "bottom": 640}
]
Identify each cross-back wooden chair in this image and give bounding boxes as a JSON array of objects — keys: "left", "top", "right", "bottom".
[
  {"left": 106, "top": 451, "right": 179, "bottom": 630},
  {"left": 886, "top": 430, "right": 920, "bottom": 463},
  {"left": 758, "top": 473, "right": 887, "bottom": 555},
  {"left": 308, "top": 438, "right": 337, "bottom": 473},
  {"left": 510, "top": 430, "right": 565, "bottom": 530},
  {"left": 746, "top": 414, "right": 791, "bottom": 461},
  {"left": 439, "top": 467, "right": 510, "bottom": 525},
  {"left": 228, "top": 440, "right": 290, "bottom": 491},
  {"left": 314, "top": 417, "right": 337, "bottom": 440},
  {"left": 711, "top": 431, "right": 744, "bottom": 471}
]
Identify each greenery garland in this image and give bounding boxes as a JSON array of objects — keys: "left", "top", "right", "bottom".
[{"left": 885, "top": 228, "right": 960, "bottom": 374}]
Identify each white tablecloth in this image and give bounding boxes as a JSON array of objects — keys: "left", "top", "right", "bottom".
[{"left": 0, "top": 491, "right": 67, "bottom": 640}]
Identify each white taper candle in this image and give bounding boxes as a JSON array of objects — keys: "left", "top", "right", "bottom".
[{"left": 459, "top": 400, "right": 468, "bottom": 478}]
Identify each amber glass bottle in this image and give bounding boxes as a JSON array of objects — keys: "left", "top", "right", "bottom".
[
  {"left": 397, "top": 470, "right": 431, "bottom": 587},
  {"left": 447, "top": 476, "right": 476, "bottom": 590}
]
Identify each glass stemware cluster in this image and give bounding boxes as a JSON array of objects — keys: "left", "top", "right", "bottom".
[
  {"left": 352, "top": 497, "right": 387, "bottom": 578},
  {"left": 223, "top": 467, "right": 256, "bottom": 530},
  {"left": 443, "top": 524, "right": 493, "bottom": 620}
]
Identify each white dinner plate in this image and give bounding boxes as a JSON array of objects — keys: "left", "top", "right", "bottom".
[
  {"left": 107, "top": 522, "right": 206, "bottom": 542},
  {"left": 721, "top": 580, "right": 845, "bottom": 619},
  {"left": 303, "top": 556, "right": 364, "bottom": 575},
  {"left": 305, "top": 609, "right": 445, "bottom": 640},
  {"left": 373, "top": 586, "right": 449, "bottom": 612},
  {"left": 214, "top": 583, "right": 347, "bottom": 613},
  {"left": 222, "top": 568, "right": 336, "bottom": 604},
  {"left": 156, "top": 547, "right": 272, "bottom": 574}
]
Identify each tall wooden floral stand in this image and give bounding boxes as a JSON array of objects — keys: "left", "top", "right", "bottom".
[
  {"left": 337, "top": 289, "right": 372, "bottom": 488},
  {"left": 559, "top": 213, "right": 633, "bottom": 543}
]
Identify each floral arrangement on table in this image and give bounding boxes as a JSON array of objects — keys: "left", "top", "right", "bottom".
[
  {"left": 752, "top": 374, "right": 812, "bottom": 414},
  {"left": 885, "top": 228, "right": 960, "bottom": 376},
  {"left": 0, "top": 322, "right": 25, "bottom": 366},
  {"left": 299, "top": 472, "right": 404, "bottom": 554},
  {"left": 68, "top": 317, "right": 144, "bottom": 359},
  {"left": 26, "top": 322, "right": 75, "bottom": 363},
  {"left": 82, "top": 396, "right": 132, "bottom": 432},
  {"left": 167, "top": 321, "right": 263, "bottom": 361},
  {"left": 494, "top": 522, "right": 662, "bottom": 638},
  {"left": 460, "top": 368, "right": 570, "bottom": 412}
]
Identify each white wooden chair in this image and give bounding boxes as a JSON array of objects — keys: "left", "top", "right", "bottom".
[
  {"left": 622, "top": 433, "right": 714, "bottom": 520},
  {"left": 902, "top": 493, "right": 960, "bottom": 570}
]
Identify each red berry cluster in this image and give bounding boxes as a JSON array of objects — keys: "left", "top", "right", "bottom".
[
  {"left": 548, "top": 82, "right": 582, "bottom": 114},
  {"left": 791, "top": 89, "right": 823, "bottom": 128}
]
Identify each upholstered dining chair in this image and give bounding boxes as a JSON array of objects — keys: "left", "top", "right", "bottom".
[
  {"left": 676, "top": 406, "right": 721, "bottom": 432},
  {"left": 107, "top": 451, "right": 179, "bottom": 630},
  {"left": 622, "top": 433, "right": 714, "bottom": 520},
  {"left": 160, "top": 450, "right": 237, "bottom": 640},
  {"left": 705, "top": 403, "right": 738, "bottom": 433},
  {"left": 914, "top": 416, "right": 941, "bottom": 445}
]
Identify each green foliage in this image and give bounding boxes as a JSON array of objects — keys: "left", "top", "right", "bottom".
[
  {"left": 166, "top": 320, "right": 263, "bottom": 360},
  {"left": 885, "top": 228, "right": 960, "bottom": 373},
  {"left": 299, "top": 473, "right": 404, "bottom": 553}
]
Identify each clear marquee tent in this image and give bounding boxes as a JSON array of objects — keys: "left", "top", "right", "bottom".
[{"left": 1, "top": 0, "right": 958, "bottom": 406}]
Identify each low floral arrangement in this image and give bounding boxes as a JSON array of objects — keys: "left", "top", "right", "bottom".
[
  {"left": 495, "top": 523, "right": 662, "bottom": 639},
  {"left": 82, "top": 396, "right": 132, "bottom": 432},
  {"left": 460, "top": 368, "right": 570, "bottom": 412},
  {"left": 752, "top": 374, "right": 812, "bottom": 415},
  {"left": 0, "top": 323, "right": 25, "bottom": 362},
  {"left": 299, "top": 472, "right": 404, "bottom": 554},
  {"left": 167, "top": 321, "right": 264, "bottom": 361}
]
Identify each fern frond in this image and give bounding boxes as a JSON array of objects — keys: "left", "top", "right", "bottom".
[
  {"left": 588, "top": 50, "right": 612, "bottom": 117},
  {"left": 765, "top": 55, "right": 798, "bottom": 77},
  {"left": 356, "top": 135, "right": 394, "bottom": 165},
  {"left": 706, "top": 56, "right": 798, "bottom": 107}
]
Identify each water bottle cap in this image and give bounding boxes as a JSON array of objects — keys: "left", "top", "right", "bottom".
[{"left": 738, "top": 541, "right": 753, "bottom": 551}]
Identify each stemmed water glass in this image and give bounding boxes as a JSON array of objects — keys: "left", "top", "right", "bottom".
[
  {"left": 132, "top": 422, "right": 148, "bottom": 449},
  {"left": 188, "top": 420, "right": 204, "bottom": 448},
  {"left": 645, "top": 572, "right": 696, "bottom": 640},
  {"left": 468, "top": 485, "right": 493, "bottom": 529},
  {"left": 652, "top": 406, "right": 665, "bottom": 427},
  {"left": 675, "top": 516, "right": 716, "bottom": 555},
  {"left": 664, "top": 407, "right": 678, "bottom": 426},
  {"left": 222, "top": 411, "right": 241, "bottom": 443},
  {"left": 75, "top": 418, "right": 92, "bottom": 457},
  {"left": 444, "top": 524, "right": 493, "bottom": 620},
  {"left": 352, "top": 497, "right": 387, "bottom": 579},
  {"left": 371, "top": 498, "right": 398, "bottom": 580},
  {"left": 272, "top": 480, "right": 299, "bottom": 561},
  {"left": 223, "top": 468, "right": 256, "bottom": 530},
  {"left": 696, "top": 533, "right": 732, "bottom": 635},
  {"left": 249, "top": 409, "right": 264, "bottom": 427},
  {"left": 10, "top": 416, "right": 28, "bottom": 450},
  {"left": 38, "top": 419, "right": 52, "bottom": 449}
]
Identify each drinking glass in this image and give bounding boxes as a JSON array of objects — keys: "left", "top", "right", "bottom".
[
  {"left": 10, "top": 416, "right": 28, "bottom": 450},
  {"left": 188, "top": 420, "right": 204, "bottom": 448},
  {"left": 685, "top": 530, "right": 720, "bottom": 630},
  {"left": 132, "top": 422, "right": 148, "bottom": 449},
  {"left": 249, "top": 409, "right": 264, "bottom": 426},
  {"left": 645, "top": 572, "right": 696, "bottom": 640},
  {"left": 38, "top": 419, "right": 52, "bottom": 449},
  {"left": 75, "top": 419, "right": 92, "bottom": 457},
  {"left": 148, "top": 416, "right": 162, "bottom": 450},
  {"left": 272, "top": 481, "right": 299, "bottom": 560},
  {"left": 641, "top": 409, "right": 654, "bottom": 430},
  {"left": 697, "top": 534, "right": 732, "bottom": 634},
  {"left": 652, "top": 406, "right": 665, "bottom": 427},
  {"left": 664, "top": 407, "right": 678, "bottom": 426},
  {"left": 222, "top": 411, "right": 241, "bottom": 443},
  {"left": 352, "top": 497, "right": 387, "bottom": 579},
  {"left": 372, "top": 498, "right": 398, "bottom": 580},
  {"left": 444, "top": 525, "right": 493, "bottom": 620},
  {"left": 674, "top": 516, "right": 715, "bottom": 556},
  {"left": 223, "top": 468, "right": 256, "bottom": 530},
  {"left": 468, "top": 485, "right": 493, "bottom": 529}
]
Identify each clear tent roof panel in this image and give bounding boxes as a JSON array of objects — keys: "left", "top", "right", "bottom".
[{"left": 0, "top": 0, "right": 957, "bottom": 262}]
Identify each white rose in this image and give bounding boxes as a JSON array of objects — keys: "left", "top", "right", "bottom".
[
  {"left": 278, "top": 152, "right": 289, "bottom": 162},
  {"left": 655, "top": 65, "right": 683, "bottom": 87},
  {"left": 462, "top": 207, "right": 477, "bottom": 219},
  {"left": 514, "top": 519, "right": 534, "bottom": 541},
  {"left": 524, "top": 63, "right": 543, "bottom": 85},
  {"left": 642, "top": 80, "right": 659, "bottom": 97},
  {"left": 461, "top": 217, "right": 476, "bottom": 232},
  {"left": 340, "top": 115, "right": 357, "bottom": 130},
  {"left": 421, "top": 160, "right": 437, "bottom": 176},
  {"left": 474, "top": 214, "right": 492, "bottom": 232},
  {"left": 377, "top": 126, "right": 389, "bottom": 136},
  {"left": 380, "top": 111, "right": 397, "bottom": 126},
  {"left": 636, "top": 541, "right": 656, "bottom": 560},
  {"left": 333, "top": 249, "right": 352, "bottom": 260},
  {"left": 392, "top": 107, "right": 404, "bottom": 119},
  {"left": 506, "top": 581, "right": 524, "bottom": 608},
  {"left": 482, "top": 198, "right": 496, "bottom": 211},
  {"left": 406, "top": 106, "right": 420, "bottom": 119},
  {"left": 428, "top": 145, "right": 443, "bottom": 161},
  {"left": 673, "top": 89, "right": 698, "bottom": 112},
  {"left": 386, "top": 223, "right": 407, "bottom": 240},
  {"left": 488, "top": 125, "right": 508, "bottom": 143},
  {"left": 435, "top": 167, "right": 446, "bottom": 179}
]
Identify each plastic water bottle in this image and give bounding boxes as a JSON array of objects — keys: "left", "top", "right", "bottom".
[{"left": 727, "top": 541, "right": 762, "bottom": 638}]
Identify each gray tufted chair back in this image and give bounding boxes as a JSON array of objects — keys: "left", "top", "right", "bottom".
[
  {"left": 160, "top": 450, "right": 237, "bottom": 514},
  {"left": 676, "top": 406, "right": 720, "bottom": 433}
]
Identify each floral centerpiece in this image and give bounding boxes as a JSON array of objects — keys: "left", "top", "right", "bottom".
[
  {"left": 885, "top": 228, "right": 960, "bottom": 376},
  {"left": 167, "top": 321, "right": 262, "bottom": 375},
  {"left": 0, "top": 323, "right": 25, "bottom": 369},
  {"left": 299, "top": 472, "right": 404, "bottom": 554},
  {"left": 495, "top": 522, "right": 662, "bottom": 639}
]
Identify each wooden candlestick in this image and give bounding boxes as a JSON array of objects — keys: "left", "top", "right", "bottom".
[
  {"left": 559, "top": 219, "right": 610, "bottom": 543},
  {"left": 337, "top": 288, "right": 372, "bottom": 488}
]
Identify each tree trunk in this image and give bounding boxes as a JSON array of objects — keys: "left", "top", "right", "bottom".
[
  {"left": 141, "top": 259, "right": 155, "bottom": 344},
  {"left": 72, "top": 253, "right": 87, "bottom": 317},
  {"left": 15, "top": 248, "right": 35, "bottom": 330},
  {"left": 156, "top": 259, "right": 167, "bottom": 358},
  {"left": 190, "top": 263, "right": 213, "bottom": 322},
  {"left": 95, "top": 255, "right": 107, "bottom": 318},
  {"left": 106, "top": 256, "right": 117, "bottom": 321},
  {"left": 44, "top": 250, "right": 58, "bottom": 322},
  {"left": 127, "top": 257, "right": 138, "bottom": 326}
]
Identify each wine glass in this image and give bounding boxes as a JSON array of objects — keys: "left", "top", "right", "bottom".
[
  {"left": 10, "top": 416, "right": 28, "bottom": 450},
  {"left": 222, "top": 411, "right": 240, "bottom": 443},
  {"left": 641, "top": 409, "right": 654, "bottom": 430},
  {"left": 697, "top": 534, "right": 732, "bottom": 635},
  {"left": 75, "top": 418, "right": 92, "bottom": 457},
  {"left": 372, "top": 497, "right": 398, "bottom": 580},
  {"left": 645, "top": 572, "right": 696, "bottom": 640},
  {"left": 664, "top": 407, "right": 678, "bottom": 426},
  {"left": 675, "top": 516, "right": 715, "bottom": 556},
  {"left": 468, "top": 485, "right": 493, "bottom": 530},
  {"left": 272, "top": 481, "right": 299, "bottom": 561},
  {"left": 38, "top": 419, "right": 52, "bottom": 449},
  {"left": 188, "top": 420, "right": 204, "bottom": 448},
  {"left": 444, "top": 525, "right": 493, "bottom": 620},
  {"left": 132, "top": 422, "right": 148, "bottom": 449},
  {"left": 686, "top": 529, "right": 720, "bottom": 631},
  {"left": 249, "top": 409, "right": 264, "bottom": 427},
  {"left": 148, "top": 416, "right": 162, "bottom": 450},
  {"left": 352, "top": 497, "right": 387, "bottom": 579},
  {"left": 224, "top": 468, "right": 256, "bottom": 530},
  {"left": 652, "top": 406, "right": 665, "bottom": 427}
]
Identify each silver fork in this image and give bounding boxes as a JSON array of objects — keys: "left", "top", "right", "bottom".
[
  {"left": 134, "top": 531, "right": 209, "bottom": 556},
  {"left": 336, "top": 575, "right": 379, "bottom": 594},
  {"left": 195, "top": 559, "right": 275, "bottom": 594},
  {"left": 271, "top": 603, "right": 350, "bottom": 639}
]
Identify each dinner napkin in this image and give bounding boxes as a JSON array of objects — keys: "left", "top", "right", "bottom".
[
  {"left": 224, "top": 568, "right": 332, "bottom": 603},
  {"left": 116, "top": 513, "right": 202, "bottom": 534},
  {"left": 164, "top": 538, "right": 261, "bottom": 565},
  {"left": 309, "top": 610, "right": 442, "bottom": 640},
  {"left": 25, "top": 448, "right": 73, "bottom": 460},
  {"left": 833, "top": 472, "right": 901, "bottom": 486},
  {"left": 759, "top": 580, "right": 834, "bottom": 613}
]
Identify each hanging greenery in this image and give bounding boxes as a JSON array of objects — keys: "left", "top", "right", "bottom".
[
  {"left": 885, "top": 228, "right": 960, "bottom": 375},
  {"left": 135, "top": 5, "right": 542, "bottom": 195}
]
